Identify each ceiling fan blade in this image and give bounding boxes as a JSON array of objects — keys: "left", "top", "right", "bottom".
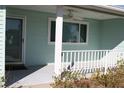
[{"left": 64, "top": 9, "right": 86, "bottom": 21}]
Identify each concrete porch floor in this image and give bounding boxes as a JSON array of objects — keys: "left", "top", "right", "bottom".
[{"left": 5, "top": 64, "right": 54, "bottom": 88}]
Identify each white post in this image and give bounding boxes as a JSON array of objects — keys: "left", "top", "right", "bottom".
[
  {"left": 54, "top": 6, "right": 63, "bottom": 76},
  {"left": 0, "top": 6, "right": 6, "bottom": 82}
]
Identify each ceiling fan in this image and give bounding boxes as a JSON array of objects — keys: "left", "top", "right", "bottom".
[{"left": 64, "top": 9, "right": 85, "bottom": 21}]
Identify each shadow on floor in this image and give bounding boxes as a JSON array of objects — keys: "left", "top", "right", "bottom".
[{"left": 5, "top": 64, "right": 47, "bottom": 87}]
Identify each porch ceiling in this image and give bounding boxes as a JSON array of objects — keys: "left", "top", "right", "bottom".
[{"left": 7, "top": 5, "right": 124, "bottom": 20}]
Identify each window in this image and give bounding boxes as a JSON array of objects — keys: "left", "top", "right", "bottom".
[{"left": 48, "top": 18, "right": 88, "bottom": 44}]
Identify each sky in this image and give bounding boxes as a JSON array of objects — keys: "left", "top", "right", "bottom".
[{"left": 113, "top": 5, "right": 124, "bottom": 9}]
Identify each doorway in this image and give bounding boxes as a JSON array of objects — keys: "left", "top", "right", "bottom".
[{"left": 5, "top": 17, "right": 25, "bottom": 65}]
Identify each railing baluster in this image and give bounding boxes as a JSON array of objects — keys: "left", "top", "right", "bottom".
[
  {"left": 104, "top": 50, "right": 108, "bottom": 73},
  {"left": 115, "top": 51, "right": 117, "bottom": 67},
  {"left": 70, "top": 52, "right": 72, "bottom": 71},
  {"left": 112, "top": 51, "right": 114, "bottom": 67},
  {"left": 100, "top": 51, "right": 102, "bottom": 71},
  {"left": 87, "top": 51, "right": 89, "bottom": 73},
  {"left": 83, "top": 51, "right": 85, "bottom": 71},
  {"left": 61, "top": 50, "right": 123, "bottom": 74},
  {"left": 90, "top": 51, "right": 92, "bottom": 70},
  {"left": 80, "top": 52, "right": 82, "bottom": 70},
  {"left": 74, "top": 52, "right": 76, "bottom": 71},
  {"left": 103, "top": 51, "right": 106, "bottom": 69},
  {"left": 61, "top": 52, "right": 63, "bottom": 72},
  {"left": 81, "top": 51, "right": 83, "bottom": 70},
  {"left": 97, "top": 51, "right": 99, "bottom": 69},
  {"left": 77, "top": 52, "right": 80, "bottom": 70},
  {"left": 108, "top": 50, "right": 110, "bottom": 68},
  {"left": 85, "top": 51, "right": 88, "bottom": 73},
  {"left": 84, "top": 51, "right": 86, "bottom": 70},
  {"left": 66, "top": 52, "right": 69, "bottom": 68},
  {"left": 92, "top": 51, "right": 95, "bottom": 72},
  {"left": 62, "top": 52, "right": 65, "bottom": 71},
  {"left": 94, "top": 51, "right": 96, "bottom": 71}
]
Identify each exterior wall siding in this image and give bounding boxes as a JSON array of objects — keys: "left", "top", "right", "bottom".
[
  {"left": 6, "top": 7, "right": 101, "bottom": 66},
  {"left": 0, "top": 6, "right": 6, "bottom": 76},
  {"left": 100, "top": 19, "right": 124, "bottom": 51}
]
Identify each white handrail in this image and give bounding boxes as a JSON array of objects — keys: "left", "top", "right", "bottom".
[{"left": 61, "top": 50, "right": 124, "bottom": 74}]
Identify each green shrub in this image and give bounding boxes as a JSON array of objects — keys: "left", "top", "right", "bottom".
[
  {"left": 51, "top": 70, "right": 93, "bottom": 88},
  {"left": 0, "top": 76, "right": 5, "bottom": 87},
  {"left": 51, "top": 59, "right": 124, "bottom": 88},
  {"left": 91, "top": 59, "right": 124, "bottom": 88}
]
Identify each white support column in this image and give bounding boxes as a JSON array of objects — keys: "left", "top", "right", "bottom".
[
  {"left": 0, "top": 6, "right": 6, "bottom": 78},
  {"left": 54, "top": 6, "right": 63, "bottom": 76}
]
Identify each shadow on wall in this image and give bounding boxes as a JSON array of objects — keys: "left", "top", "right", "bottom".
[
  {"left": 99, "top": 40, "right": 124, "bottom": 65},
  {"left": 112, "top": 40, "right": 124, "bottom": 52}
]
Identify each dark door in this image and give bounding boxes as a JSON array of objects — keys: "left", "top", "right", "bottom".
[{"left": 5, "top": 18, "right": 23, "bottom": 64}]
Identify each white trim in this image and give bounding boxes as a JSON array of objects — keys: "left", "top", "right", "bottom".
[
  {"left": 95, "top": 5, "right": 124, "bottom": 13},
  {"left": 0, "top": 6, "right": 6, "bottom": 76},
  {"left": 48, "top": 17, "right": 89, "bottom": 45},
  {"left": 54, "top": 6, "right": 63, "bottom": 75},
  {"left": 72, "top": 5, "right": 124, "bottom": 17},
  {"left": 47, "top": 63, "right": 54, "bottom": 66},
  {"left": 6, "top": 15, "right": 27, "bottom": 65}
]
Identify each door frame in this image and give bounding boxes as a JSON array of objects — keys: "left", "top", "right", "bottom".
[{"left": 5, "top": 15, "right": 26, "bottom": 65}]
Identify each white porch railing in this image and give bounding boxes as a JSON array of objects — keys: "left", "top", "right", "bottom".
[{"left": 61, "top": 50, "right": 124, "bottom": 74}]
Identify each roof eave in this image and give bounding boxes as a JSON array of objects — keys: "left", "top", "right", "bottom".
[{"left": 66, "top": 5, "right": 124, "bottom": 17}]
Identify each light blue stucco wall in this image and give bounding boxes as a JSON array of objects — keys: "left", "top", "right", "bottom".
[
  {"left": 6, "top": 7, "right": 101, "bottom": 66},
  {"left": 100, "top": 19, "right": 124, "bottom": 51}
]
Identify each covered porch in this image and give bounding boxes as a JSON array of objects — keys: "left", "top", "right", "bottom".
[
  {"left": 1, "top": 5, "right": 124, "bottom": 87},
  {"left": 6, "top": 65, "right": 54, "bottom": 87}
]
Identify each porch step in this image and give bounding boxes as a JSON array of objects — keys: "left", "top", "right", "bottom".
[
  {"left": 28, "top": 83, "right": 52, "bottom": 88},
  {"left": 8, "top": 83, "right": 52, "bottom": 88}
]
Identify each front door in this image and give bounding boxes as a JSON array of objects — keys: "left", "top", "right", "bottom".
[{"left": 5, "top": 17, "right": 23, "bottom": 64}]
